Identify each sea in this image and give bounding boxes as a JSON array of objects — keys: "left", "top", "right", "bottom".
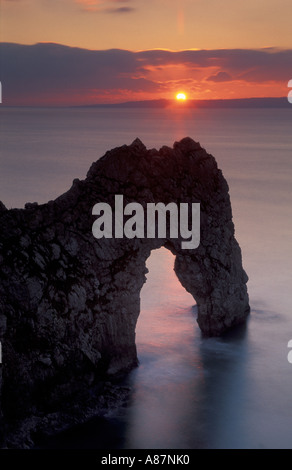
[{"left": 0, "top": 106, "right": 292, "bottom": 449}]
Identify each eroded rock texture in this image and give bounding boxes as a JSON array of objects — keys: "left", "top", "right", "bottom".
[{"left": 0, "top": 137, "right": 249, "bottom": 447}]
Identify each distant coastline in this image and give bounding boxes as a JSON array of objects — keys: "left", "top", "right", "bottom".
[
  {"left": 84, "top": 97, "right": 290, "bottom": 109},
  {"left": 1, "top": 97, "right": 290, "bottom": 109}
]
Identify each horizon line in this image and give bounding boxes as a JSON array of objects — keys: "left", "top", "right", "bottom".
[
  {"left": 1, "top": 97, "right": 289, "bottom": 109},
  {"left": 1, "top": 41, "right": 290, "bottom": 53}
]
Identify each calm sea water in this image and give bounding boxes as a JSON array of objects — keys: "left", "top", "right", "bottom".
[{"left": 0, "top": 106, "right": 292, "bottom": 449}]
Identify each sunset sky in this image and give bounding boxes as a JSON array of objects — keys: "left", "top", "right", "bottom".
[{"left": 1, "top": 0, "right": 292, "bottom": 105}]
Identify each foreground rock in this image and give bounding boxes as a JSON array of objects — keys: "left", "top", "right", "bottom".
[{"left": 0, "top": 137, "right": 249, "bottom": 447}]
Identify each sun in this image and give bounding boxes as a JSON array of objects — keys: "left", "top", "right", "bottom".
[{"left": 176, "top": 92, "right": 187, "bottom": 101}]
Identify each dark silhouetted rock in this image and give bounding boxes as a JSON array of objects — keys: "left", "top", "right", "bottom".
[{"left": 0, "top": 137, "right": 249, "bottom": 447}]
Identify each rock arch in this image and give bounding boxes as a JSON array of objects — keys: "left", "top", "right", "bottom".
[{"left": 0, "top": 137, "right": 249, "bottom": 446}]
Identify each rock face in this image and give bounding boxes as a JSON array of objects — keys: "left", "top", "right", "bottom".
[{"left": 0, "top": 137, "right": 249, "bottom": 447}]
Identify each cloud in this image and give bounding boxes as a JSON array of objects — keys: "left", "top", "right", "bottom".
[
  {"left": 135, "top": 48, "right": 292, "bottom": 82},
  {"left": 74, "top": 0, "right": 135, "bottom": 13},
  {"left": 76, "top": 0, "right": 132, "bottom": 3},
  {"left": 0, "top": 43, "right": 291, "bottom": 105},
  {"left": 105, "top": 6, "right": 135, "bottom": 13},
  {"left": 206, "top": 71, "right": 232, "bottom": 82}
]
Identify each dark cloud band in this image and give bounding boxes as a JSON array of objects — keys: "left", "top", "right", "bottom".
[{"left": 0, "top": 43, "right": 291, "bottom": 104}]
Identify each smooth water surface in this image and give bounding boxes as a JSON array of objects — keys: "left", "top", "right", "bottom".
[{"left": 1, "top": 106, "right": 292, "bottom": 448}]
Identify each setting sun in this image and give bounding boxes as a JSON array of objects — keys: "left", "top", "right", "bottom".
[{"left": 176, "top": 92, "right": 187, "bottom": 101}]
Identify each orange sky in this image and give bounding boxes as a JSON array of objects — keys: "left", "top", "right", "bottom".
[
  {"left": 2, "top": 0, "right": 292, "bottom": 51},
  {"left": 1, "top": 0, "right": 292, "bottom": 104}
]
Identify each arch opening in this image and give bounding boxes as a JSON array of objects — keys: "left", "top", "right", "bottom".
[
  {"left": 136, "top": 246, "right": 196, "bottom": 359},
  {"left": 125, "top": 247, "right": 201, "bottom": 449}
]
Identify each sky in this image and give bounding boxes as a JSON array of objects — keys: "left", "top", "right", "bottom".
[{"left": 1, "top": 0, "right": 292, "bottom": 105}]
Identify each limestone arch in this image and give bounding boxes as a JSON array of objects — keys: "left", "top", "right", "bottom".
[{"left": 0, "top": 137, "right": 249, "bottom": 445}]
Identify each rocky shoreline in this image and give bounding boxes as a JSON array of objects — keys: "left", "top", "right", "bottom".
[{"left": 3, "top": 380, "right": 132, "bottom": 449}]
